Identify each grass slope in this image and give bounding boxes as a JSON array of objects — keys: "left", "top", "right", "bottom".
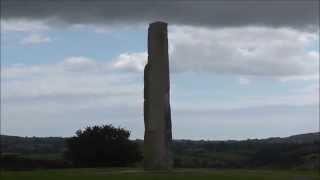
[{"left": 2, "top": 168, "right": 320, "bottom": 180}]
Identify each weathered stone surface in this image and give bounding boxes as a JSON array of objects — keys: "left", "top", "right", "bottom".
[{"left": 144, "top": 22, "right": 173, "bottom": 170}]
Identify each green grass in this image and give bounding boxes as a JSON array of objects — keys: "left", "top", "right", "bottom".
[{"left": 1, "top": 168, "right": 320, "bottom": 180}]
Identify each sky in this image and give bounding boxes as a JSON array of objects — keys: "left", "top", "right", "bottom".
[{"left": 1, "top": 0, "right": 319, "bottom": 140}]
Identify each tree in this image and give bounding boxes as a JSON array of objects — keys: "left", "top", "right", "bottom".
[{"left": 65, "top": 124, "right": 142, "bottom": 167}]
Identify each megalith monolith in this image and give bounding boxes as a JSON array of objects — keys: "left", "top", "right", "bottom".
[{"left": 144, "top": 22, "right": 173, "bottom": 170}]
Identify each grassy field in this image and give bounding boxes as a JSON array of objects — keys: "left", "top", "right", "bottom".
[{"left": 1, "top": 168, "right": 320, "bottom": 180}]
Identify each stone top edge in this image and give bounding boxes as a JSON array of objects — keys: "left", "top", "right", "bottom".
[{"left": 149, "top": 21, "right": 168, "bottom": 26}]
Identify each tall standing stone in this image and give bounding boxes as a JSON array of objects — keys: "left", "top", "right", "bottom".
[{"left": 144, "top": 22, "right": 172, "bottom": 170}]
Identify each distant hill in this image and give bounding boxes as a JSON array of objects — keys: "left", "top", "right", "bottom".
[
  {"left": 1, "top": 135, "right": 66, "bottom": 160},
  {"left": 281, "top": 132, "right": 320, "bottom": 143},
  {"left": 1, "top": 132, "right": 319, "bottom": 155},
  {"left": 258, "top": 132, "right": 320, "bottom": 144},
  {"left": 1, "top": 132, "right": 319, "bottom": 170}
]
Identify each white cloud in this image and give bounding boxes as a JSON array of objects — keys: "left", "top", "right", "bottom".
[
  {"left": 20, "top": 34, "right": 51, "bottom": 45},
  {"left": 3, "top": 54, "right": 317, "bottom": 110},
  {"left": 112, "top": 52, "right": 147, "bottom": 72},
  {"left": 2, "top": 54, "right": 318, "bottom": 138},
  {"left": 292, "top": 83, "right": 319, "bottom": 94},
  {"left": 69, "top": 24, "right": 116, "bottom": 34},
  {"left": 2, "top": 24, "right": 319, "bottom": 138},
  {"left": 63, "top": 56, "right": 96, "bottom": 65},
  {"left": 279, "top": 75, "right": 319, "bottom": 82},
  {"left": 108, "top": 26, "right": 319, "bottom": 80},
  {"left": 1, "top": 57, "right": 142, "bottom": 101},
  {"left": 1, "top": 19, "right": 50, "bottom": 32},
  {"left": 246, "top": 93, "right": 318, "bottom": 107},
  {"left": 173, "top": 89, "right": 318, "bottom": 111},
  {"left": 61, "top": 56, "right": 99, "bottom": 72},
  {"left": 168, "top": 26, "right": 319, "bottom": 78},
  {"left": 238, "top": 77, "right": 251, "bottom": 85},
  {"left": 1, "top": 64, "right": 44, "bottom": 79},
  {"left": 172, "top": 104, "right": 318, "bottom": 140}
]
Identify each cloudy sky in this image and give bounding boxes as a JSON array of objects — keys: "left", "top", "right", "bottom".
[{"left": 1, "top": 0, "right": 319, "bottom": 140}]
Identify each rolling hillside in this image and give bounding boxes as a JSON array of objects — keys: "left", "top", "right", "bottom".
[{"left": 1, "top": 132, "right": 319, "bottom": 170}]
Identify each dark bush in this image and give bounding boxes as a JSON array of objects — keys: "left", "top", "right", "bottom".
[{"left": 65, "top": 124, "right": 142, "bottom": 167}]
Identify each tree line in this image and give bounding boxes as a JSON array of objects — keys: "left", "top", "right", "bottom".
[{"left": 1, "top": 125, "right": 319, "bottom": 170}]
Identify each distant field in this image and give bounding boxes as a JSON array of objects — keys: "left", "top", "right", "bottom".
[{"left": 2, "top": 168, "right": 320, "bottom": 180}]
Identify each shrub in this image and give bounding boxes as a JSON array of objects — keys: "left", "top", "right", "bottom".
[{"left": 65, "top": 124, "right": 142, "bottom": 167}]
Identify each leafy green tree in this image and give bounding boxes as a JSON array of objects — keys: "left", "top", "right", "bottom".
[{"left": 65, "top": 124, "right": 142, "bottom": 167}]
